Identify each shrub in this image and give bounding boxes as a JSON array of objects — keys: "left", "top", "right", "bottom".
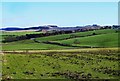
[
  {"left": 74, "top": 39, "right": 80, "bottom": 44},
  {"left": 92, "top": 32, "right": 96, "bottom": 35}
]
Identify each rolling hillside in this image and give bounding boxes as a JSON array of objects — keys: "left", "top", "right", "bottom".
[
  {"left": 2, "top": 40, "right": 73, "bottom": 50},
  {"left": 2, "top": 29, "right": 119, "bottom": 80},
  {"left": 2, "top": 29, "right": 118, "bottom": 50},
  {"left": 35, "top": 29, "right": 116, "bottom": 42},
  {"left": 57, "top": 33, "right": 118, "bottom": 47}
]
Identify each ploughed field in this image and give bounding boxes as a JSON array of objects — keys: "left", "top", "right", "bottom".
[{"left": 2, "top": 49, "right": 119, "bottom": 80}]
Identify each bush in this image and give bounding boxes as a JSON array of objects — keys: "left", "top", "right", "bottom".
[
  {"left": 74, "top": 39, "right": 80, "bottom": 44},
  {"left": 92, "top": 32, "right": 96, "bottom": 35}
]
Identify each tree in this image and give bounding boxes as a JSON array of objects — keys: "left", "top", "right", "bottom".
[
  {"left": 4, "top": 35, "right": 17, "bottom": 42},
  {"left": 92, "top": 32, "right": 96, "bottom": 35}
]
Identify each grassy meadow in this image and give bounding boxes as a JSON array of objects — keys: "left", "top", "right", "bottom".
[
  {"left": 58, "top": 33, "right": 118, "bottom": 47},
  {"left": 1, "top": 29, "right": 119, "bottom": 80},
  {"left": 2, "top": 49, "right": 119, "bottom": 79},
  {"left": 2, "top": 29, "right": 118, "bottom": 50}
]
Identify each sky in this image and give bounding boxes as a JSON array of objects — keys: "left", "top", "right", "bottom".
[
  {"left": 1, "top": 0, "right": 119, "bottom": 2},
  {"left": 2, "top": 2, "right": 118, "bottom": 28}
]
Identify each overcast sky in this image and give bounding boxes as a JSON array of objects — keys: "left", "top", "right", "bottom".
[{"left": 2, "top": 2, "right": 118, "bottom": 28}]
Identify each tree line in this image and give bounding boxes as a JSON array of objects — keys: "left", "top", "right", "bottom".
[{"left": 2, "top": 30, "right": 74, "bottom": 43}]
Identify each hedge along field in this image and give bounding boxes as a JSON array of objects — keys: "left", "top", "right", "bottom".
[
  {"left": 57, "top": 33, "right": 118, "bottom": 48},
  {"left": 1, "top": 31, "right": 42, "bottom": 41},
  {"left": 2, "top": 49, "right": 119, "bottom": 80}
]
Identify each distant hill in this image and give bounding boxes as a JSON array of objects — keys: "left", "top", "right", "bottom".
[
  {"left": 1, "top": 24, "right": 119, "bottom": 31},
  {"left": 0, "top": 26, "right": 49, "bottom": 31},
  {"left": 0, "top": 27, "right": 24, "bottom": 31}
]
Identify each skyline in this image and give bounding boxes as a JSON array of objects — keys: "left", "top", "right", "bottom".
[{"left": 2, "top": 2, "right": 118, "bottom": 28}]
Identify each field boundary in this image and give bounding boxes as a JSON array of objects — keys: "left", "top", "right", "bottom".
[{"left": 1, "top": 48, "right": 119, "bottom": 54}]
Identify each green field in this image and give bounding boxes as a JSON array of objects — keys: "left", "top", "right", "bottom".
[
  {"left": 2, "top": 29, "right": 118, "bottom": 51},
  {"left": 35, "top": 29, "right": 116, "bottom": 42},
  {"left": 1, "top": 29, "right": 119, "bottom": 80},
  {"left": 2, "top": 41, "right": 72, "bottom": 50},
  {"left": 57, "top": 33, "right": 118, "bottom": 47},
  {"left": 2, "top": 49, "right": 119, "bottom": 79}
]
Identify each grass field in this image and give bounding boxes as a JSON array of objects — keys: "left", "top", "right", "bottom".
[
  {"left": 2, "top": 29, "right": 118, "bottom": 51},
  {"left": 57, "top": 33, "right": 118, "bottom": 47},
  {"left": 2, "top": 40, "right": 74, "bottom": 51},
  {"left": 2, "top": 49, "right": 119, "bottom": 80},
  {"left": 35, "top": 29, "right": 116, "bottom": 42},
  {"left": 1, "top": 29, "right": 119, "bottom": 80}
]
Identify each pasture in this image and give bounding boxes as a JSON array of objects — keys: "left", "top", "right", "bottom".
[
  {"left": 2, "top": 29, "right": 119, "bottom": 51},
  {"left": 57, "top": 33, "right": 118, "bottom": 47},
  {"left": 35, "top": 29, "right": 116, "bottom": 42},
  {"left": 2, "top": 40, "right": 73, "bottom": 51},
  {"left": 2, "top": 48, "right": 119, "bottom": 80},
  {"left": 1, "top": 29, "right": 119, "bottom": 80}
]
